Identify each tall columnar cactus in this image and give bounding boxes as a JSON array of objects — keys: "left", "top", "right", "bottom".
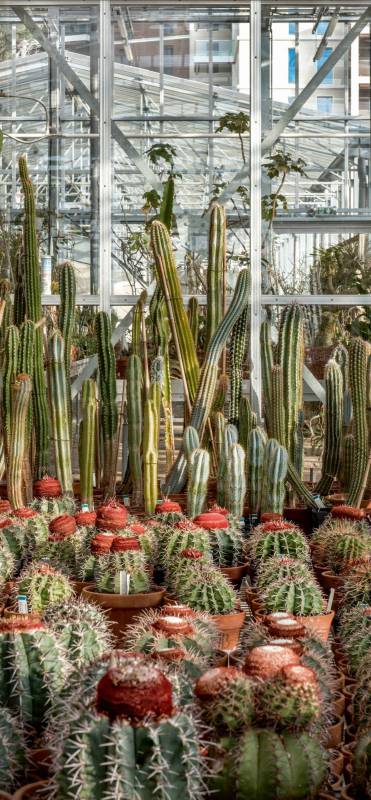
[
  {"left": 315, "top": 358, "right": 343, "bottom": 497},
  {"left": 166, "top": 269, "right": 250, "bottom": 494},
  {"left": 277, "top": 305, "right": 304, "bottom": 462},
  {"left": 132, "top": 293, "right": 143, "bottom": 357},
  {"left": 183, "top": 425, "right": 200, "bottom": 463},
  {"left": 229, "top": 306, "right": 249, "bottom": 427},
  {"left": 188, "top": 296, "right": 199, "bottom": 347},
  {"left": 151, "top": 220, "right": 200, "bottom": 404},
  {"left": 205, "top": 203, "right": 226, "bottom": 348},
  {"left": 227, "top": 442, "right": 246, "bottom": 518},
  {"left": 261, "top": 438, "right": 288, "bottom": 516},
  {"left": 187, "top": 447, "right": 210, "bottom": 519},
  {"left": 247, "top": 426, "right": 266, "bottom": 514},
  {"left": 2, "top": 324, "right": 19, "bottom": 447},
  {"left": 143, "top": 398, "right": 158, "bottom": 516},
  {"left": 214, "top": 411, "right": 226, "bottom": 465},
  {"left": 79, "top": 379, "right": 96, "bottom": 509},
  {"left": 7, "top": 374, "right": 32, "bottom": 509},
  {"left": 48, "top": 331, "right": 73, "bottom": 495},
  {"left": 18, "top": 320, "right": 35, "bottom": 447},
  {"left": 217, "top": 423, "right": 238, "bottom": 507},
  {"left": 342, "top": 432, "right": 355, "bottom": 493},
  {"left": 155, "top": 295, "right": 174, "bottom": 470},
  {"left": 260, "top": 319, "right": 274, "bottom": 434},
  {"left": 347, "top": 337, "right": 368, "bottom": 506},
  {"left": 293, "top": 409, "right": 305, "bottom": 479},
  {"left": 239, "top": 395, "right": 256, "bottom": 454},
  {"left": 159, "top": 174, "right": 175, "bottom": 231},
  {"left": 95, "top": 311, "right": 118, "bottom": 493},
  {"left": 149, "top": 356, "right": 163, "bottom": 449},
  {"left": 59, "top": 261, "right": 76, "bottom": 430},
  {"left": 19, "top": 155, "right": 50, "bottom": 478},
  {"left": 127, "top": 354, "right": 143, "bottom": 506},
  {"left": 271, "top": 364, "right": 285, "bottom": 446}
]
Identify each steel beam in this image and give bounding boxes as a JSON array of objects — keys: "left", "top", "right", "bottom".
[
  {"left": 99, "top": 0, "right": 112, "bottom": 312},
  {"left": 249, "top": 1, "right": 262, "bottom": 420}
]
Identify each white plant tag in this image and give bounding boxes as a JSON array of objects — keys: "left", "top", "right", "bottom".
[
  {"left": 326, "top": 588, "right": 335, "bottom": 613},
  {"left": 119, "top": 570, "right": 130, "bottom": 595}
]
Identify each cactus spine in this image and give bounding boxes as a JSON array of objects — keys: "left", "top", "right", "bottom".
[
  {"left": 348, "top": 337, "right": 368, "bottom": 506},
  {"left": 59, "top": 262, "right": 76, "bottom": 430},
  {"left": 271, "top": 364, "right": 285, "bottom": 446},
  {"left": 95, "top": 311, "right": 118, "bottom": 493},
  {"left": 315, "top": 358, "right": 343, "bottom": 496},
  {"left": 188, "top": 296, "right": 199, "bottom": 347},
  {"left": 247, "top": 426, "right": 266, "bottom": 514},
  {"left": 205, "top": 203, "right": 226, "bottom": 348},
  {"left": 227, "top": 442, "right": 246, "bottom": 518},
  {"left": 19, "top": 156, "right": 50, "bottom": 477},
  {"left": 187, "top": 447, "right": 210, "bottom": 518},
  {"left": 48, "top": 331, "right": 73, "bottom": 495},
  {"left": 217, "top": 423, "right": 238, "bottom": 507},
  {"left": 143, "top": 398, "right": 158, "bottom": 515},
  {"left": 2, "top": 324, "right": 19, "bottom": 446},
  {"left": 261, "top": 319, "right": 274, "bottom": 434},
  {"left": 277, "top": 305, "right": 304, "bottom": 461},
  {"left": 7, "top": 374, "right": 32, "bottom": 509},
  {"left": 18, "top": 320, "right": 35, "bottom": 449},
  {"left": 229, "top": 306, "right": 249, "bottom": 427},
  {"left": 79, "top": 379, "right": 96, "bottom": 508},
  {"left": 127, "top": 354, "right": 143, "bottom": 505},
  {"left": 239, "top": 395, "right": 256, "bottom": 453},
  {"left": 261, "top": 438, "right": 288, "bottom": 516},
  {"left": 149, "top": 356, "right": 163, "bottom": 449}
]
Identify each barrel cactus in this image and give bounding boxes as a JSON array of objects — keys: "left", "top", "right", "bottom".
[
  {"left": 94, "top": 538, "right": 150, "bottom": 594},
  {"left": 173, "top": 557, "right": 237, "bottom": 615},
  {"left": 326, "top": 530, "right": 370, "bottom": 574},
  {"left": 0, "top": 707, "right": 26, "bottom": 792},
  {"left": 261, "top": 577, "right": 325, "bottom": 616},
  {"left": 342, "top": 563, "right": 371, "bottom": 607},
  {"left": 0, "top": 540, "right": 15, "bottom": 584},
  {"left": 195, "top": 666, "right": 255, "bottom": 733},
  {"left": 256, "top": 664, "right": 322, "bottom": 729},
  {"left": 353, "top": 729, "right": 371, "bottom": 800},
  {"left": 164, "top": 519, "right": 213, "bottom": 566},
  {"left": 16, "top": 562, "right": 74, "bottom": 613},
  {"left": 44, "top": 598, "right": 113, "bottom": 668},
  {"left": 125, "top": 605, "right": 218, "bottom": 663},
  {"left": 248, "top": 521, "right": 310, "bottom": 564},
  {"left": 256, "top": 557, "right": 313, "bottom": 592}
]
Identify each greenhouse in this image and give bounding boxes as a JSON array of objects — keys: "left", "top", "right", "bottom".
[{"left": 0, "top": 2, "right": 370, "bottom": 798}]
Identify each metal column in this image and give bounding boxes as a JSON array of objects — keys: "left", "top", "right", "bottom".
[
  {"left": 99, "top": 0, "right": 112, "bottom": 312},
  {"left": 249, "top": 1, "right": 262, "bottom": 419},
  {"left": 90, "top": 10, "right": 99, "bottom": 294},
  {"left": 48, "top": 8, "right": 59, "bottom": 257}
]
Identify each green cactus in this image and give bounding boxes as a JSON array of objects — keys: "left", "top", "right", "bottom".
[
  {"left": 348, "top": 337, "right": 368, "bottom": 506},
  {"left": 353, "top": 653, "right": 371, "bottom": 728},
  {"left": 7, "top": 374, "right": 32, "bottom": 510},
  {"left": 257, "top": 668, "right": 322, "bottom": 729},
  {"left": 125, "top": 606, "right": 218, "bottom": 662},
  {"left": 353, "top": 729, "right": 371, "bottom": 799},
  {"left": 188, "top": 296, "right": 199, "bottom": 348},
  {"left": 229, "top": 307, "right": 249, "bottom": 427},
  {"left": 0, "top": 707, "right": 26, "bottom": 792},
  {"left": 256, "top": 557, "right": 313, "bottom": 592},
  {"left": 59, "top": 261, "right": 76, "bottom": 431},
  {"left": 271, "top": 365, "right": 285, "bottom": 446},
  {"left": 143, "top": 398, "right": 158, "bottom": 516},
  {"left": 315, "top": 359, "right": 343, "bottom": 497},
  {"left": 165, "top": 522, "right": 212, "bottom": 566},
  {"left": 19, "top": 155, "right": 50, "bottom": 478},
  {"left": 260, "top": 319, "right": 274, "bottom": 435},
  {"left": 187, "top": 448, "right": 210, "bottom": 519},
  {"left": 159, "top": 174, "right": 175, "bottom": 230},
  {"left": 18, "top": 319, "right": 36, "bottom": 449},
  {"left": 215, "top": 412, "right": 226, "bottom": 464},
  {"left": 132, "top": 293, "right": 143, "bottom": 357},
  {"left": 342, "top": 563, "right": 371, "bottom": 607},
  {"left": 227, "top": 443, "right": 246, "bottom": 518},
  {"left": 95, "top": 311, "right": 118, "bottom": 493},
  {"left": 127, "top": 354, "right": 143, "bottom": 506},
  {"left": 339, "top": 606, "right": 371, "bottom": 674},
  {"left": 261, "top": 577, "right": 324, "bottom": 616},
  {"left": 94, "top": 546, "right": 150, "bottom": 595},
  {"left": 238, "top": 395, "right": 257, "bottom": 453},
  {"left": 205, "top": 203, "right": 226, "bottom": 348},
  {"left": 277, "top": 305, "right": 304, "bottom": 463},
  {"left": 174, "top": 559, "right": 237, "bottom": 615},
  {"left": 342, "top": 433, "right": 355, "bottom": 493},
  {"left": 151, "top": 291, "right": 174, "bottom": 471},
  {"left": 2, "top": 324, "right": 19, "bottom": 445},
  {"left": 249, "top": 522, "right": 310, "bottom": 564},
  {"left": 211, "top": 521, "right": 244, "bottom": 567},
  {"left": 0, "top": 520, "right": 25, "bottom": 562},
  {"left": 149, "top": 355, "right": 163, "bottom": 448},
  {"left": 17, "top": 563, "right": 74, "bottom": 613},
  {"left": 48, "top": 331, "right": 73, "bottom": 495},
  {"left": 44, "top": 598, "right": 112, "bottom": 668},
  {"left": 246, "top": 427, "right": 266, "bottom": 514},
  {"left": 293, "top": 409, "right": 305, "bottom": 479},
  {"left": 261, "top": 438, "right": 288, "bottom": 516},
  {"left": 79, "top": 379, "right": 96, "bottom": 509},
  {"left": 0, "top": 540, "right": 15, "bottom": 585},
  {"left": 196, "top": 668, "right": 255, "bottom": 733},
  {"left": 327, "top": 530, "right": 370, "bottom": 573},
  {"left": 217, "top": 423, "right": 238, "bottom": 507},
  {"left": 184, "top": 425, "right": 200, "bottom": 463}
]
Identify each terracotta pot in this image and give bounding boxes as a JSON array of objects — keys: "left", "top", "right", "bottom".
[
  {"left": 332, "top": 691, "right": 345, "bottom": 717},
  {"left": 211, "top": 609, "right": 245, "bottom": 651},
  {"left": 220, "top": 563, "right": 249, "bottom": 586},
  {"left": 345, "top": 703, "right": 353, "bottom": 724},
  {"left": 28, "top": 747, "right": 52, "bottom": 779},
  {"left": 331, "top": 672, "right": 345, "bottom": 692},
  {"left": 325, "top": 714, "right": 344, "bottom": 749},
  {"left": 82, "top": 585, "right": 166, "bottom": 642},
  {"left": 343, "top": 684, "right": 356, "bottom": 704},
  {"left": 13, "top": 782, "right": 48, "bottom": 800},
  {"left": 71, "top": 580, "right": 92, "bottom": 597},
  {"left": 345, "top": 723, "right": 356, "bottom": 743},
  {"left": 283, "top": 507, "right": 312, "bottom": 536},
  {"left": 295, "top": 610, "right": 334, "bottom": 641},
  {"left": 320, "top": 570, "right": 343, "bottom": 591},
  {"left": 341, "top": 742, "right": 355, "bottom": 767},
  {"left": 340, "top": 786, "right": 354, "bottom": 799},
  {"left": 329, "top": 749, "right": 344, "bottom": 777},
  {"left": 0, "top": 793, "right": 12, "bottom": 800}
]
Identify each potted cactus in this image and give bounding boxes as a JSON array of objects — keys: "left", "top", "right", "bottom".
[
  {"left": 248, "top": 520, "right": 310, "bottom": 565},
  {"left": 13, "top": 562, "right": 74, "bottom": 614},
  {"left": 259, "top": 575, "right": 334, "bottom": 641},
  {"left": 124, "top": 604, "right": 218, "bottom": 664},
  {"left": 195, "top": 666, "right": 255, "bottom": 733},
  {"left": 194, "top": 510, "right": 248, "bottom": 584},
  {"left": 44, "top": 598, "right": 113, "bottom": 668}
]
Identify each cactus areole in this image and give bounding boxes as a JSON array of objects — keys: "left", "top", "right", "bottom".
[{"left": 96, "top": 663, "right": 173, "bottom": 722}]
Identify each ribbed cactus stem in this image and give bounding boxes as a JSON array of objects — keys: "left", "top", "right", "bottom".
[
  {"left": 143, "top": 398, "right": 158, "bottom": 515},
  {"left": 261, "top": 438, "right": 288, "bottom": 515},
  {"left": 7, "top": 374, "right": 32, "bottom": 509},
  {"left": 227, "top": 442, "right": 246, "bottom": 518},
  {"left": 342, "top": 433, "right": 355, "bottom": 493},
  {"left": 205, "top": 203, "right": 226, "bottom": 348},
  {"left": 18, "top": 320, "right": 35, "bottom": 445},
  {"left": 315, "top": 358, "right": 343, "bottom": 497},
  {"left": 187, "top": 447, "right": 210, "bottom": 518},
  {"left": 19, "top": 156, "right": 50, "bottom": 477},
  {"left": 48, "top": 331, "right": 73, "bottom": 495},
  {"left": 214, "top": 412, "right": 226, "bottom": 464},
  {"left": 132, "top": 294, "right": 143, "bottom": 357},
  {"left": 149, "top": 356, "right": 163, "bottom": 449},
  {"left": 260, "top": 319, "right": 274, "bottom": 435},
  {"left": 348, "top": 337, "right": 368, "bottom": 507},
  {"left": 2, "top": 325, "right": 19, "bottom": 446},
  {"left": 59, "top": 262, "right": 76, "bottom": 431},
  {"left": 247, "top": 426, "right": 266, "bottom": 514},
  {"left": 183, "top": 425, "right": 200, "bottom": 463},
  {"left": 278, "top": 305, "right": 304, "bottom": 461},
  {"left": 293, "top": 409, "right": 305, "bottom": 479},
  {"left": 271, "top": 364, "right": 285, "bottom": 446},
  {"left": 157, "top": 295, "right": 174, "bottom": 471},
  {"left": 159, "top": 175, "right": 175, "bottom": 231},
  {"left": 127, "top": 354, "right": 143, "bottom": 506},
  {"left": 238, "top": 395, "right": 256, "bottom": 453},
  {"left": 79, "top": 379, "right": 96, "bottom": 508},
  {"left": 95, "top": 312, "right": 118, "bottom": 493},
  {"left": 217, "top": 423, "right": 238, "bottom": 507},
  {"left": 229, "top": 306, "right": 249, "bottom": 428},
  {"left": 188, "top": 297, "right": 199, "bottom": 348}
]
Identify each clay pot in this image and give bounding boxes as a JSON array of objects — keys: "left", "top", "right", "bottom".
[
  {"left": 13, "top": 782, "right": 48, "bottom": 800},
  {"left": 332, "top": 691, "right": 345, "bottom": 717},
  {"left": 325, "top": 714, "right": 344, "bottom": 748},
  {"left": 329, "top": 749, "right": 344, "bottom": 777},
  {"left": 33, "top": 477, "right": 61, "bottom": 498},
  {"left": 295, "top": 610, "right": 334, "bottom": 641},
  {"left": 71, "top": 580, "right": 92, "bottom": 597},
  {"left": 220, "top": 563, "right": 249, "bottom": 586},
  {"left": 211, "top": 609, "right": 246, "bottom": 651},
  {"left": 82, "top": 585, "right": 166, "bottom": 642},
  {"left": 320, "top": 570, "right": 343, "bottom": 591},
  {"left": 340, "top": 786, "right": 354, "bottom": 800},
  {"left": 341, "top": 742, "right": 355, "bottom": 767},
  {"left": 345, "top": 723, "right": 356, "bottom": 743},
  {"left": 331, "top": 672, "right": 345, "bottom": 692}
]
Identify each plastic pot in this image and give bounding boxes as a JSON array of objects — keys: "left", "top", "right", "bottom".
[
  {"left": 13, "top": 782, "right": 48, "bottom": 800},
  {"left": 295, "top": 610, "right": 334, "bottom": 641},
  {"left": 211, "top": 609, "right": 245, "bottom": 651},
  {"left": 82, "top": 585, "right": 166, "bottom": 642}
]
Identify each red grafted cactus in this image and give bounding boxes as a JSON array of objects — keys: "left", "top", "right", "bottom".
[
  {"left": 110, "top": 537, "right": 141, "bottom": 553},
  {"left": 193, "top": 511, "right": 229, "bottom": 530},
  {"left": 90, "top": 532, "right": 115, "bottom": 555},
  {"left": 243, "top": 644, "right": 300, "bottom": 679},
  {"left": 33, "top": 476, "right": 62, "bottom": 498},
  {"left": 96, "top": 500, "right": 128, "bottom": 531},
  {"left": 75, "top": 510, "right": 97, "bottom": 527},
  {"left": 49, "top": 514, "right": 77, "bottom": 539},
  {"left": 96, "top": 660, "right": 173, "bottom": 722}
]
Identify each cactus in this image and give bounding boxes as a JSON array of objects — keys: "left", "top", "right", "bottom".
[
  {"left": 249, "top": 521, "right": 310, "bottom": 564},
  {"left": 165, "top": 520, "right": 213, "bottom": 566},
  {"left": 261, "top": 577, "right": 325, "bottom": 616},
  {"left": 247, "top": 426, "right": 266, "bottom": 514},
  {"left": 59, "top": 261, "right": 76, "bottom": 430},
  {"left": 210, "top": 521, "right": 244, "bottom": 568},
  {"left": 214, "top": 411, "right": 226, "bottom": 464},
  {"left": 151, "top": 292, "right": 175, "bottom": 471},
  {"left": 94, "top": 540, "right": 150, "bottom": 594},
  {"left": 79, "top": 379, "right": 96, "bottom": 509},
  {"left": 44, "top": 598, "right": 112, "bottom": 668},
  {"left": 277, "top": 305, "right": 304, "bottom": 463},
  {"left": 315, "top": 359, "right": 343, "bottom": 497},
  {"left": 261, "top": 438, "right": 288, "bottom": 516},
  {"left": 184, "top": 425, "right": 200, "bottom": 463},
  {"left": 205, "top": 203, "right": 226, "bottom": 348},
  {"left": 0, "top": 540, "right": 15, "bottom": 585},
  {"left": 342, "top": 563, "right": 371, "bottom": 607},
  {"left": 132, "top": 293, "right": 143, "bottom": 357},
  {"left": 17, "top": 562, "right": 74, "bottom": 613},
  {"left": 95, "top": 311, "right": 118, "bottom": 492},
  {"left": 213, "top": 728, "right": 327, "bottom": 800},
  {"left": 327, "top": 530, "right": 370, "bottom": 573},
  {"left": 127, "top": 353, "right": 143, "bottom": 505},
  {"left": 48, "top": 331, "right": 73, "bottom": 495},
  {"left": 0, "top": 615, "right": 70, "bottom": 734},
  {"left": 188, "top": 296, "right": 199, "bottom": 347},
  {"left": 293, "top": 409, "right": 305, "bottom": 479},
  {"left": 217, "top": 423, "right": 238, "bottom": 507},
  {"left": 149, "top": 355, "right": 163, "bottom": 448},
  {"left": 165, "top": 268, "right": 250, "bottom": 494},
  {"left": 353, "top": 729, "right": 371, "bottom": 799},
  {"left": 125, "top": 605, "right": 218, "bottom": 662},
  {"left": 260, "top": 319, "right": 274, "bottom": 434},
  {"left": 271, "top": 364, "right": 285, "bottom": 446},
  {"left": 143, "top": 398, "right": 158, "bottom": 516},
  {"left": 342, "top": 432, "right": 355, "bottom": 494},
  {"left": 227, "top": 443, "right": 246, "bottom": 518},
  {"left": 238, "top": 395, "right": 256, "bottom": 453},
  {"left": 187, "top": 448, "right": 210, "bottom": 519},
  {"left": 339, "top": 606, "right": 371, "bottom": 674},
  {"left": 348, "top": 338, "right": 368, "bottom": 506},
  {"left": 52, "top": 658, "right": 206, "bottom": 800},
  {"left": 0, "top": 520, "right": 25, "bottom": 562},
  {"left": 18, "top": 319, "right": 35, "bottom": 449},
  {"left": 19, "top": 155, "right": 50, "bottom": 478},
  {"left": 2, "top": 324, "right": 19, "bottom": 446},
  {"left": 7, "top": 374, "right": 32, "bottom": 509},
  {"left": 174, "top": 559, "right": 237, "bottom": 615},
  {"left": 353, "top": 653, "right": 371, "bottom": 728},
  {"left": 159, "top": 174, "right": 175, "bottom": 230},
  {"left": 257, "top": 665, "right": 322, "bottom": 729},
  {"left": 229, "top": 307, "right": 249, "bottom": 427},
  {"left": 256, "top": 557, "right": 313, "bottom": 592},
  {"left": 195, "top": 667, "right": 255, "bottom": 733},
  {"left": 0, "top": 707, "right": 26, "bottom": 792}
]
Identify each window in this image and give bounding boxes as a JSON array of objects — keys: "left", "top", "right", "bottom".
[
  {"left": 289, "top": 22, "right": 296, "bottom": 35},
  {"left": 288, "top": 48, "right": 296, "bottom": 83},
  {"left": 317, "top": 96, "right": 333, "bottom": 113},
  {"left": 317, "top": 47, "right": 333, "bottom": 84},
  {"left": 316, "top": 21, "right": 328, "bottom": 34}
]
